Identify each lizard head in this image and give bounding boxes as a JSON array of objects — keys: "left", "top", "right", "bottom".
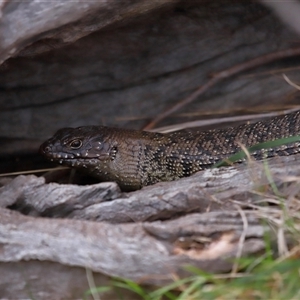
[{"left": 39, "top": 126, "right": 118, "bottom": 169}]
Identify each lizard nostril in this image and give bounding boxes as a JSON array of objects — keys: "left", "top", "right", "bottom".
[{"left": 44, "top": 146, "right": 51, "bottom": 153}]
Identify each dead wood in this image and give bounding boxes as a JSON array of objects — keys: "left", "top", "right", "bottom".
[
  {"left": 0, "top": 207, "right": 266, "bottom": 284},
  {"left": 2, "top": 154, "right": 299, "bottom": 223},
  {"left": 0, "top": 154, "right": 299, "bottom": 289}
]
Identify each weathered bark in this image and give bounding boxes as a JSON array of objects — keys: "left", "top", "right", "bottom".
[
  {"left": 0, "top": 261, "right": 143, "bottom": 300},
  {"left": 0, "top": 207, "right": 266, "bottom": 280},
  {"left": 2, "top": 154, "right": 299, "bottom": 222}
]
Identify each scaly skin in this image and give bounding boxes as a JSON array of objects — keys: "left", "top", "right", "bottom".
[{"left": 40, "top": 111, "right": 300, "bottom": 190}]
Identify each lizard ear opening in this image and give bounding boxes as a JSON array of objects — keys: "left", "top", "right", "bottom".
[
  {"left": 109, "top": 146, "right": 118, "bottom": 160},
  {"left": 85, "top": 138, "right": 112, "bottom": 160}
]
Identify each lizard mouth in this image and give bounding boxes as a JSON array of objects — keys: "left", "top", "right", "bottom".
[
  {"left": 39, "top": 141, "right": 76, "bottom": 160},
  {"left": 40, "top": 142, "right": 100, "bottom": 168}
]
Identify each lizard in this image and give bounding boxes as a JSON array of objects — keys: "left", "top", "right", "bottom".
[{"left": 40, "top": 111, "right": 300, "bottom": 191}]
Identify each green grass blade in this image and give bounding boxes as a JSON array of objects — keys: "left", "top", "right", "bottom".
[
  {"left": 149, "top": 277, "right": 195, "bottom": 299},
  {"left": 112, "top": 278, "right": 150, "bottom": 300},
  {"left": 83, "top": 286, "right": 111, "bottom": 299}
]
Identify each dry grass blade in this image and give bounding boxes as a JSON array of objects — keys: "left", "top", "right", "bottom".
[
  {"left": 144, "top": 47, "right": 300, "bottom": 130},
  {"left": 283, "top": 73, "right": 300, "bottom": 90},
  {"left": 231, "top": 206, "right": 248, "bottom": 275},
  {"left": 151, "top": 106, "right": 300, "bottom": 133},
  {"left": 85, "top": 268, "right": 101, "bottom": 300},
  {"left": 0, "top": 166, "right": 69, "bottom": 177}
]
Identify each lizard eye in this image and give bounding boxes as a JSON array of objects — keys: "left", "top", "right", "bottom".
[{"left": 69, "top": 139, "right": 82, "bottom": 149}]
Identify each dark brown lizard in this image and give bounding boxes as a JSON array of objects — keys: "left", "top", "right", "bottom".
[{"left": 40, "top": 111, "right": 300, "bottom": 191}]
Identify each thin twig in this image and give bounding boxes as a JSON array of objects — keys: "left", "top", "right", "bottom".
[
  {"left": 0, "top": 167, "right": 69, "bottom": 177},
  {"left": 151, "top": 106, "right": 300, "bottom": 133},
  {"left": 143, "top": 47, "right": 300, "bottom": 130},
  {"left": 283, "top": 73, "right": 300, "bottom": 90}
]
